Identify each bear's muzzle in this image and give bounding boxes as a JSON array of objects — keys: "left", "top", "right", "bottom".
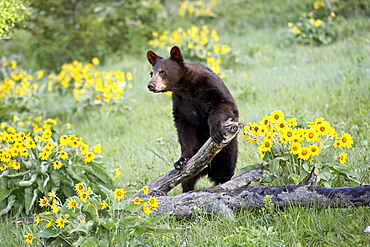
[{"left": 148, "top": 82, "right": 156, "bottom": 92}]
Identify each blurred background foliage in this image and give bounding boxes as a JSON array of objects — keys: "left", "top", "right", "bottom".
[
  {"left": 0, "top": 0, "right": 30, "bottom": 38},
  {"left": 2, "top": 0, "right": 165, "bottom": 71},
  {"left": 1, "top": 0, "right": 369, "bottom": 72}
]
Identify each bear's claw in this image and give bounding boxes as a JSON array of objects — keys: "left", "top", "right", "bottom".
[{"left": 174, "top": 157, "right": 189, "bottom": 170}]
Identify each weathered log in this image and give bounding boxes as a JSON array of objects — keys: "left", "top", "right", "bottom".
[
  {"left": 149, "top": 167, "right": 370, "bottom": 218},
  {"left": 132, "top": 119, "right": 244, "bottom": 198}
]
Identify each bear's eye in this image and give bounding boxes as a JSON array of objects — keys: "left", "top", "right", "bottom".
[
  {"left": 159, "top": 70, "right": 166, "bottom": 76},
  {"left": 150, "top": 71, "right": 153, "bottom": 77}
]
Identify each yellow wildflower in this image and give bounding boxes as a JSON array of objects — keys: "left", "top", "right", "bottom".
[
  {"left": 84, "top": 152, "right": 95, "bottom": 163},
  {"left": 148, "top": 197, "right": 159, "bottom": 210},
  {"left": 45, "top": 219, "right": 53, "bottom": 228},
  {"left": 67, "top": 199, "right": 78, "bottom": 209},
  {"left": 93, "top": 143, "right": 101, "bottom": 154},
  {"left": 309, "top": 144, "right": 320, "bottom": 156},
  {"left": 114, "top": 188, "right": 126, "bottom": 200},
  {"left": 142, "top": 186, "right": 149, "bottom": 195},
  {"left": 24, "top": 232, "right": 33, "bottom": 244},
  {"left": 58, "top": 151, "right": 68, "bottom": 159},
  {"left": 298, "top": 147, "right": 311, "bottom": 160},
  {"left": 92, "top": 57, "right": 100, "bottom": 65},
  {"left": 270, "top": 110, "right": 285, "bottom": 123},
  {"left": 113, "top": 168, "right": 120, "bottom": 180},
  {"left": 338, "top": 133, "right": 353, "bottom": 148},
  {"left": 79, "top": 192, "right": 89, "bottom": 202},
  {"left": 75, "top": 183, "right": 85, "bottom": 193},
  {"left": 53, "top": 160, "right": 63, "bottom": 169},
  {"left": 133, "top": 197, "right": 143, "bottom": 205},
  {"left": 56, "top": 218, "right": 66, "bottom": 228},
  {"left": 338, "top": 152, "right": 347, "bottom": 164},
  {"left": 101, "top": 200, "right": 109, "bottom": 209},
  {"left": 38, "top": 197, "right": 48, "bottom": 207},
  {"left": 143, "top": 202, "right": 152, "bottom": 215}
]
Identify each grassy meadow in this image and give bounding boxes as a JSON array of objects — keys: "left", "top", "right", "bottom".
[{"left": 1, "top": 0, "right": 370, "bottom": 246}]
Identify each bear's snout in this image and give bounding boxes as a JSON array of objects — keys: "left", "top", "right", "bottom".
[{"left": 148, "top": 82, "right": 155, "bottom": 92}]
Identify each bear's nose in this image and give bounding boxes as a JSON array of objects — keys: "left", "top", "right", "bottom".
[{"left": 148, "top": 82, "right": 155, "bottom": 91}]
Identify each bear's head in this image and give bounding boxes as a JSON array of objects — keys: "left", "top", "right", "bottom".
[{"left": 146, "top": 46, "right": 184, "bottom": 93}]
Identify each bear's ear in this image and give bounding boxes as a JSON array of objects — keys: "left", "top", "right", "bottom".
[
  {"left": 147, "top": 50, "right": 163, "bottom": 66},
  {"left": 170, "top": 46, "right": 184, "bottom": 65}
]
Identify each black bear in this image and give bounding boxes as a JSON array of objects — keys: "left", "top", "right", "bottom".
[{"left": 146, "top": 46, "right": 239, "bottom": 192}]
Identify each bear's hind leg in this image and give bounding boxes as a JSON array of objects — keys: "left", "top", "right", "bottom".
[
  {"left": 181, "top": 168, "right": 208, "bottom": 192},
  {"left": 181, "top": 175, "right": 200, "bottom": 192},
  {"left": 207, "top": 138, "right": 237, "bottom": 185}
]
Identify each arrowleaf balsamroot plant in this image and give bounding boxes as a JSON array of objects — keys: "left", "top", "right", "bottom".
[
  {"left": 0, "top": 116, "right": 113, "bottom": 216},
  {"left": 0, "top": 57, "right": 134, "bottom": 113},
  {"left": 178, "top": 0, "right": 217, "bottom": 18},
  {"left": 47, "top": 58, "right": 134, "bottom": 104},
  {"left": 241, "top": 110, "right": 358, "bottom": 186},
  {"left": 148, "top": 25, "right": 229, "bottom": 77},
  {"left": 287, "top": 0, "right": 338, "bottom": 45},
  {"left": 24, "top": 184, "right": 177, "bottom": 246}
]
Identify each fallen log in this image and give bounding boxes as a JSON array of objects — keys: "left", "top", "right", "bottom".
[
  {"left": 149, "top": 167, "right": 370, "bottom": 218},
  {"left": 129, "top": 120, "right": 370, "bottom": 218}
]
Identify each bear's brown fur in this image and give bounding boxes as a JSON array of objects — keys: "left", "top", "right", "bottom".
[{"left": 147, "top": 46, "right": 239, "bottom": 192}]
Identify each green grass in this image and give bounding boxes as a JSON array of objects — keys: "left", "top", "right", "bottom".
[
  {"left": 148, "top": 206, "right": 370, "bottom": 246},
  {"left": 1, "top": 0, "right": 370, "bottom": 245}
]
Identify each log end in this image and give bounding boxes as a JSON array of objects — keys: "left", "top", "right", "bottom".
[{"left": 305, "top": 165, "right": 319, "bottom": 186}]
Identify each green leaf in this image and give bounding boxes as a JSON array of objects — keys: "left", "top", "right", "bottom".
[
  {"left": 24, "top": 188, "right": 38, "bottom": 215},
  {"left": 302, "top": 163, "right": 310, "bottom": 172},
  {"left": 271, "top": 159, "right": 280, "bottom": 176},
  {"left": 80, "top": 237, "right": 99, "bottom": 247},
  {"left": 0, "top": 195, "right": 16, "bottom": 216},
  {"left": 18, "top": 173, "right": 37, "bottom": 187},
  {"left": 0, "top": 169, "right": 10, "bottom": 178},
  {"left": 65, "top": 166, "right": 86, "bottom": 182},
  {"left": 98, "top": 239, "right": 110, "bottom": 247},
  {"left": 288, "top": 174, "right": 301, "bottom": 185},
  {"left": 270, "top": 145, "right": 283, "bottom": 157},
  {"left": 132, "top": 214, "right": 184, "bottom": 234},
  {"left": 81, "top": 163, "right": 113, "bottom": 188},
  {"left": 70, "top": 221, "right": 95, "bottom": 235},
  {"left": 0, "top": 179, "right": 12, "bottom": 202},
  {"left": 40, "top": 163, "right": 49, "bottom": 174},
  {"left": 43, "top": 174, "right": 50, "bottom": 188},
  {"left": 39, "top": 227, "right": 60, "bottom": 238},
  {"left": 82, "top": 203, "right": 99, "bottom": 221},
  {"left": 280, "top": 154, "right": 292, "bottom": 161},
  {"left": 134, "top": 212, "right": 171, "bottom": 228},
  {"left": 318, "top": 166, "right": 331, "bottom": 181},
  {"left": 331, "top": 165, "right": 360, "bottom": 183},
  {"left": 332, "top": 165, "right": 359, "bottom": 179},
  {"left": 50, "top": 169, "right": 62, "bottom": 185},
  {"left": 124, "top": 201, "right": 146, "bottom": 214},
  {"left": 98, "top": 217, "right": 120, "bottom": 230}
]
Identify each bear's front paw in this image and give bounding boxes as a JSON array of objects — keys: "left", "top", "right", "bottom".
[
  {"left": 210, "top": 128, "right": 225, "bottom": 143},
  {"left": 174, "top": 157, "right": 189, "bottom": 170}
]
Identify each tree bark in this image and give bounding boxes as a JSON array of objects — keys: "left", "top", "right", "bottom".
[
  {"left": 149, "top": 167, "right": 370, "bottom": 218},
  {"left": 130, "top": 120, "right": 370, "bottom": 218}
]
